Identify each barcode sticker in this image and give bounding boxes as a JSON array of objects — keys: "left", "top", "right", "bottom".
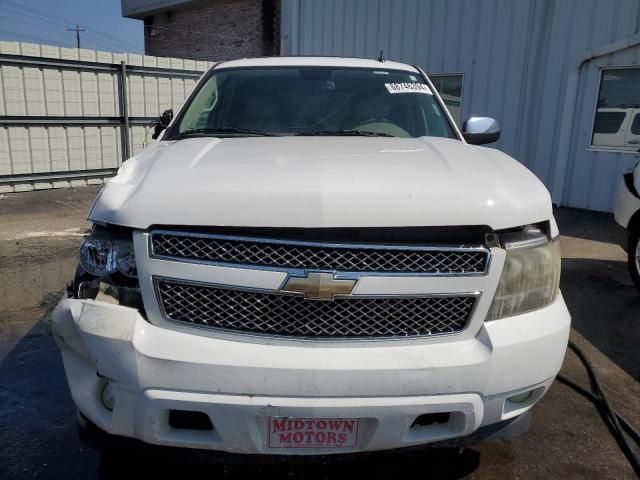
[{"left": 384, "top": 82, "right": 433, "bottom": 95}]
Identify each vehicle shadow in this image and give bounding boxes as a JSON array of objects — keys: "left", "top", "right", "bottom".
[
  {"left": 560, "top": 256, "right": 640, "bottom": 382},
  {"left": 555, "top": 206, "right": 640, "bottom": 381},
  {"left": 554, "top": 207, "right": 621, "bottom": 245},
  {"left": 0, "top": 313, "right": 100, "bottom": 480},
  {"left": 98, "top": 444, "right": 481, "bottom": 479}
]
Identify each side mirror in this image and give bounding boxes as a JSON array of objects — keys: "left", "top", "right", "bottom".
[
  {"left": 462, "top": 116, "right": 500, "bottom": 145},
  {"left": 151, "top": 109, "right": 174, "bottom": 140}
]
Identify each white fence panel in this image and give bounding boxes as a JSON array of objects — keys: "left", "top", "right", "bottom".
[{"left": 0, "top": 42, "right": 213, "bottom": 193}]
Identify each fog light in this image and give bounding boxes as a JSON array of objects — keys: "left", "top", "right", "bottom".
[
  {"left": 101, "top": 382, "right": 116, "bottom": 411},
  {"left": 507, "top": 391, "right": 532, "bottom": 403}
]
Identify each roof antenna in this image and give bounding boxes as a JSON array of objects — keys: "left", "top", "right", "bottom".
[{"left": 378, "top": 50, "right": 385, "bottom": 63}]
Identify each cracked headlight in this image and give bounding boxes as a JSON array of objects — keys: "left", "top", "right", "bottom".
[
  {"left": 75, "top": 227, "right": 142, "bottom": 309},
  {"left": 486, "top": 227, "right": 561, "bottom": 320},
  {"left": 79, "top": 231, "right": 137, "bottom": 278}
]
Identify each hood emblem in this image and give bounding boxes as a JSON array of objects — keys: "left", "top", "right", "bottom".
[{"left": 281, "top": 272, "right": 357, "bottom": 301}]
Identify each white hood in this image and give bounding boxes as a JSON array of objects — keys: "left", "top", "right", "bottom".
[{"left": 89, "top": 136, "right": 553, "bottom": 231}]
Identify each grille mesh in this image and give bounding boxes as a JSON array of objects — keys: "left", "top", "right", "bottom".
[
  {"left": 157, "top": 280, "right": 476, "bottom": 339},
  {"left": 151, "top": 233, "right": 488, "bottom": 274}
]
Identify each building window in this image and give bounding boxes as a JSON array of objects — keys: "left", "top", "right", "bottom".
[
  {"left": 430, "top": 74, "right": 463, "bottom": 125},
  {"left": 592, "top": 67, "right": 640, "bottom": 150}
]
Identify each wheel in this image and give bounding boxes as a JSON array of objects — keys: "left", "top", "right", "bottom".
[{"left": 629, "top": 228, "right": 640, "bottom": 291}]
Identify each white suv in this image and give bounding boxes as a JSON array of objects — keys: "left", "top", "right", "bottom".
[
  {"left": 593, "top": 107, "right": 640, "bottom": 149},
  {"left": 53, "top": 57, "right": 570, "bottom": 456}
]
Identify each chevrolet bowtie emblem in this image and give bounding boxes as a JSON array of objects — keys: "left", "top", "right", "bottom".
[{"left": 281, "top": 272, "right": 357, "bottom": 301}]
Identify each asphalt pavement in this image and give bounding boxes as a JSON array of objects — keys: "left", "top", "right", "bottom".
[{"left": 0, "top": 186, "right": 638, "bottom": 479}]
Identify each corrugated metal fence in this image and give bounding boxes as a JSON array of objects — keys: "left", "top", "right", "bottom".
[{"left": 0, "top": 42, "right": 212, "bottom": 193}]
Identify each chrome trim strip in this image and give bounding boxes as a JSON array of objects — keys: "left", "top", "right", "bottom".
[
  {"left": 152, "top": 275, "right": 481, "bottom": 342},
  {"left": 148, "top": 229, "right": 492, "bottom": 277},
  {"left": 150, "top": 229, "right": 489, "bottom": 252},
  {"left": 153, "top": 275, "right": 481, "bottom": 300}
]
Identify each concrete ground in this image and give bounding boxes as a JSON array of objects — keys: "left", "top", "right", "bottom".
[{"left": 0, "top": 186, "right": 638, "bottom": 479}]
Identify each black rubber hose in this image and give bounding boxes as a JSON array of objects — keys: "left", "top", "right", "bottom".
[
  {"left": 566, "top": 341, "right": 640, "bottom": 475},
  {"left": 559, "top": 341, "right": 640, "bottom": 477},
  {"left": 567, "top": 343, "right": 638, "bottom": 448},
  {"left": 556, "top": 374, "right": 640, "bottom": 446}
]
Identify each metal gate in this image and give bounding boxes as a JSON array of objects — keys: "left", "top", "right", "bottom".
[{"left": 0, "top": 42, "right": 211, "bottom": 192}]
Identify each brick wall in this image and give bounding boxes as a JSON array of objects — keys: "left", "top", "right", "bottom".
[{"left": 144, "top": 0, "right": 280, "bottom": 61}]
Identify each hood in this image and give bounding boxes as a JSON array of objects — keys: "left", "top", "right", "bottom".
[{"left": 89, "top": 136, "right": 553, "bottom": 231}]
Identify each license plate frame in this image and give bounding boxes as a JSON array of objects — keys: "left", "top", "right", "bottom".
[{"left": 267, "top": 417, "right": 360, "bottom": 449}]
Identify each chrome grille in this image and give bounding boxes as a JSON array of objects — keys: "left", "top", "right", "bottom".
[
  {"left": 156, "top": 280, "right": 476, "bottom": 339},
  {"left": 150, "top": 232, "right": 489, "bottom": 274}
]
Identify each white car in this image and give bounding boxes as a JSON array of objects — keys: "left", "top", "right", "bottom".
[
  {"left": 52, "top": 57, "right": 570, "bottom": 457},
  {"left": 614, "top": 158, "right": 640, "bottom": 291},
  {"left": 592, "top": 107, "right": 640, "bottom": 149}
]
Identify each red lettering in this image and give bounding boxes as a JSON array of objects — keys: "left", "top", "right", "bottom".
[
  {"left": 342, "top": 420, "right": 356, "bottom": 433},
  {"left": 305, "top": 431, "right": 315, "bottom": 443},
  {"left": 328, "top": 420, "right": 342, "bottom": 430},
  {"left": 272, "top": 419, "right": 287, "bottom": 433},
  {"left": 271, "top": 418, "right": 358, "bottom": 447}
]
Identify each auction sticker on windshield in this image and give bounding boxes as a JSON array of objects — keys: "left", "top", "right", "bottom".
[
  {"left": 268, "top": 417, "right": 359, "bottom": 449},
  {"left": 385, "top": 82, "right": 432, "bottom": 94}
]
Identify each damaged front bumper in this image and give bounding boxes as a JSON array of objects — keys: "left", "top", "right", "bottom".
[{"left": 52, "top": 295, "right": 570, "bottom": 455}]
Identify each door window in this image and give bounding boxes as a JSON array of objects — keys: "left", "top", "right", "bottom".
[
  {"left": 430, "top": 74, "right": 463, "bottom": 126},
  {"left": 593, "top": 111, "right": 626, "bottom": 134},
  {"left": 631, "top": 113, "right": 640, "bottom": 135}
]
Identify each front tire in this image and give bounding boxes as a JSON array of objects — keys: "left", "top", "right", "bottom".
[{"left": 629, "top": 229, "right": 640, "bottom": 292}]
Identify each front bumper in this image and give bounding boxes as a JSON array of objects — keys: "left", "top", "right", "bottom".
[
  {"left": 77, "top": 409, "right": 531, "bottom": 461},
  {"left": 52, "top": 294, "right": 570, "bottom": 455}
]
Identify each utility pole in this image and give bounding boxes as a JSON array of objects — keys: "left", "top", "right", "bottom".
[{"left": 67, "top": 24, "right": 86, "bottom": 49}]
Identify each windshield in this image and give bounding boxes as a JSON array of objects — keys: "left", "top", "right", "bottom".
[{"left": 170, "top": 67, "right": 457, "bottom": 139}]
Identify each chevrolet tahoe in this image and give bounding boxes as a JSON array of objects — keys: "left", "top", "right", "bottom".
[{"left": 52, "top": 56, "right": 571, "bottom": 456}]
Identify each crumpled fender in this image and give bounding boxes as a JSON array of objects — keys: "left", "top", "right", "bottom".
[
  {"left": 52, "top": 298, "right": 141, "bottom": 386},
  {"left": 52, "top": 297, "right": 92, "bottom": 360}
]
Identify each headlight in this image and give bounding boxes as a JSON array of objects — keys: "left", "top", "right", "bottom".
[
  {"left": 486, "top": 227, "right": 561, "bottom": 320},
  {"left": 79, "top": 232, "right": 137, "bottom": 278},
  {"left": 74, "top": 227, "right": 142, "bottom": 309}
]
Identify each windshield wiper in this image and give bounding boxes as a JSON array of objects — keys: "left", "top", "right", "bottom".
[
  {"left": 179, "top": 127, "right": 277, "bottom": 137},
  {"left": 296, "top": 130, "right": 394, "bottom": 137}
]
